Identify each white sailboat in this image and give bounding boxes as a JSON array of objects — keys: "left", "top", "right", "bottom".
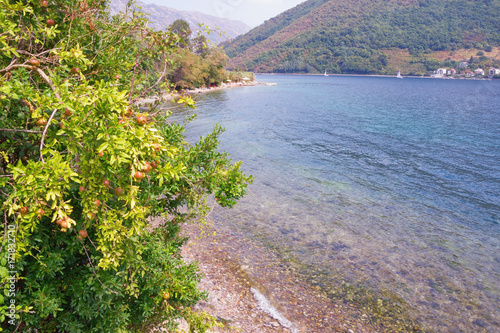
[
  {"left": 397, "top": 70, "right": 403, "bottom": 79},
  {"left": 324, "top": 70, "right": 328, "bottom": 77}
]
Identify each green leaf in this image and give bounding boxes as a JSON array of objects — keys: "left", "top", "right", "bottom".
[
  {"left": 98, "top": 142, "right": 109, "bottom": 153},
  {"left": 0, "top": 267, "right": 8, "bottom": 278}
]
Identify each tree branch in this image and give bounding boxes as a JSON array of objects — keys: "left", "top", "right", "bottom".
[
  {"left": 81, "top": 242, "right": 119, "bottom": 295},
  {"left": 16, "top": 48, "right": 60, "bottom": 58},
  {"left": 129, "top": 55, "right": 141, "bottom": 100},
  {"left": 31, "top": 67, "right": 61, "bottom": 164},
  {"left": 39, "top": 108, "right": 58, "bottom": 164},
  {"left": 131, "top": 57, "right": 169, "bottom": 104},
  {"left": 0, "top": 63, "right": 60, "bottom": 100},
  {"left": 1, "top": 64, "right": 61, "bottom": 162},
  {"left": 0, "top": 63, "right": 25, "bottom": 74},
  {"left": 33, "top": 67, "right": 60, "bottom": 97}
]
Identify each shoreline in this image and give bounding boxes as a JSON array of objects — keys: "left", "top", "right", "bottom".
[
  {"left": 256, "top": 72, "right": 497, "bottom": 80},
  {"left": 137, "top": 72, "right": 496, "bottom": 111},
  {"left": 180, "top": 222, "right": 397, "bottom": 333},
  {"left": 180, "top": 224, "right": 293, "bottom": 333},
  {"left": 137, "top": 81, "right": 259, "bottom": 107}
]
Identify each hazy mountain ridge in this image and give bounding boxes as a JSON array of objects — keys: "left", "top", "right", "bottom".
[
  {"left": 222, "top": 0, "right": 500, "bottom": 74},
  {"left": 109, "top": 0, "right": 251, "bottom": 44}
]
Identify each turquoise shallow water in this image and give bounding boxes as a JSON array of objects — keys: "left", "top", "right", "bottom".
[{"left": 171, "top": 75, "right": 500, "bottom": 332}]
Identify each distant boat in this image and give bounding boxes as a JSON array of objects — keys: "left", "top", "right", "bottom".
[
  {"left": 397, "top": 71, "right": 403, "bottom": 79},
  {"left": 324, "top": 70, "right": 328, "bottom": 77}
]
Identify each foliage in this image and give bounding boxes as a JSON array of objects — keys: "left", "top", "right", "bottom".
[
  {"left": 192, "top": 35, "right": 209, "bottom": 57},
  {"left": 225, "top": 71, "right": 255, "bottom": 83},
  {"left": 222, "top": 0, "right": 500, "bottom": 74},
  {"left": 169, "top": 19, "right": 192, "bottom": 49},
  {"left": 0, "top": 0, "right": 252, "bottom": 332},
  {"left": 167, "top": 23, "right": 229, "bottom": 90}
]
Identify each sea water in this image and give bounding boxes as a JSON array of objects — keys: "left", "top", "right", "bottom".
[{"left": 170, "top": 75, "right": 500, "bottom": 332}]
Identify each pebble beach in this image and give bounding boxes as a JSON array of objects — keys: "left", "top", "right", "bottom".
[{"left": 180, "top": 223, "right": 393, "bottom": 333}]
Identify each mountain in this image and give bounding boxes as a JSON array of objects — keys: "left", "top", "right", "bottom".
[
  {"left": 222, "top": 0, "right": 500, "bottom": 75},
  {"left": 109, "top": 0, "right": 251, "bottom": 44}
]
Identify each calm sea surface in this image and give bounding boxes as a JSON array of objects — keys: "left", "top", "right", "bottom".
[{"left": 171, "top": 75, "right": 500, "bottom": 332}]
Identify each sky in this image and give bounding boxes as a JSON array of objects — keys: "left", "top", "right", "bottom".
[{"left": 141, "top": 0, "right": 306, "bottom": 27}]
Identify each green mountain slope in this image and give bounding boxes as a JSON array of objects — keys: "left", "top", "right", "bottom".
[{"left": 222, "top": 0, "right": 500, "bottom": 74}]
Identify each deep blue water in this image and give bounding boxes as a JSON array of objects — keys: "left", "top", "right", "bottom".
[{"left": 171, "top": 75, "right": 500, "bottom": 332}]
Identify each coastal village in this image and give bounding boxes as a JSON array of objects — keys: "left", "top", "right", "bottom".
[{"left": 432, "top": 65, "right": 500, "bottom": 78}]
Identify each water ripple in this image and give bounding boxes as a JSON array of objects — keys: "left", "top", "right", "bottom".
[{"left": 171, "top": 75, "right": 500, "bottom": 332}]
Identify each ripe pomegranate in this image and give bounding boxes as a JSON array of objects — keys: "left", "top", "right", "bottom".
[
  {"left": 36, "top": 208, "right": 45, "bottom": 218},
  {"left": 136, "top": 115, "right": 147, "bottom": 126},
  {"left": 20, "top": 206, "right": 29, "bottom": 215},
  {"left": 114, "top": 187, "right": 124, "bottom": 196},
  {"left": 134, "top": 171, "right": 144, "bottom": 181},
  {"left": 143, "top": 162, "right": 151, "bottom": 173},
  {"left": 29, "top": 58, "right": 40, "bottom": 67},
  {"left": 36, "top": 118, "right": 48, "bottom": 127}
]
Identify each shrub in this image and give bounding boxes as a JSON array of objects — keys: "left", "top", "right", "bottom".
[{"left": 0, "top": 0, "right": 252, "bottom": 331}]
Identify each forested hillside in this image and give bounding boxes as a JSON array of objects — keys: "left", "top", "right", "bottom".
[{"left": 222, "top": 0, "right": 500, "bottom": 75}]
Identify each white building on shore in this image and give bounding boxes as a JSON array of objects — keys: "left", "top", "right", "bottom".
[
  {"left": 489, "top": 68, "right": 500, "bottom": 75},
  {"left": 433, "top": 68, "right": 448, "bottom": 77}
]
